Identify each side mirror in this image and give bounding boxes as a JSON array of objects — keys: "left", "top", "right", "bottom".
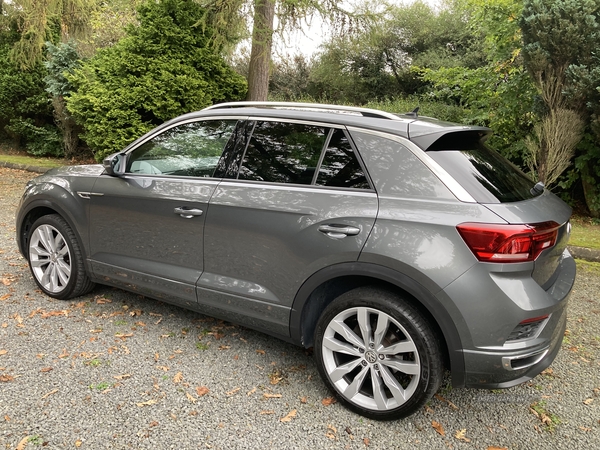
[{"left": 103, "top": 152, "right": 127, "bottom": 176}]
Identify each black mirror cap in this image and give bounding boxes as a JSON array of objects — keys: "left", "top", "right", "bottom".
[{"left": 102, "top": 152, "right": 126, "bottom": 176}]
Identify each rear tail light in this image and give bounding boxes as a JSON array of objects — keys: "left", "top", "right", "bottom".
[{"left": 457, "top": 221, "right": 560, "bottom": 263}]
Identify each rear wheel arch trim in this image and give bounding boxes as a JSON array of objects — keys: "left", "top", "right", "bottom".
[{"left": 289, "top": 262, "right": 466, "bottom": 387}]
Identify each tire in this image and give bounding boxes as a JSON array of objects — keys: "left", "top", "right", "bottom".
[
  {"left": 27, "top": 214, "right": 95, "bottom": 300},
  {"left": 314, "top": 287, "right": 443, "bottom": 420}
]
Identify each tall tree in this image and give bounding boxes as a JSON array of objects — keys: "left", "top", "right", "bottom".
[
  {"left": 9, "top": 0, "right": 96, "bottom": 69},
  {"left": 521, "top": 0, "right": 600, "bottom": 214},
  {"left": 202, "top": 0, "right": 357, "bottom": 101}
]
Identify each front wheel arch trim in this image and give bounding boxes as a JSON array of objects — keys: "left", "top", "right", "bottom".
[{"left": 289, "top": 262, "right": 466, "bottom": 387}]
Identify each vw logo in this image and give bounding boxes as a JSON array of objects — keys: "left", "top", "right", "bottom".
[{"left": 365, "top": 351, "right": 377, "bottom": 364}]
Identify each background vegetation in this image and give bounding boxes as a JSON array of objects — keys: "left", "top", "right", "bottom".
[{"left": 0, "top": 0, "right": 599, "bottom": 217}]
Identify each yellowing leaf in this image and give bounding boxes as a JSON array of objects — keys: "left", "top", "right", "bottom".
[
  {"left": 75, "top": 440, "right": 82, "bottom": 447},
  {"left": 280, "top": 409, "right": 297, "bottom": 422},
  {"left": 454, "top": 429, "right": 470, "bottom": 442},
  {"left": 432, "top": 421, "right": 445, "bottom": 436},
  {"left": 136, "top": 399, "right": 158, "bottom": 407}
]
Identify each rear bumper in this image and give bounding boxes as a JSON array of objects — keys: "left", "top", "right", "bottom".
[{"left": 441, "top": 249, "right": 575, "bottom": 388}]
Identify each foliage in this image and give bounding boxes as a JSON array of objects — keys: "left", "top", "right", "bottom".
[
  {"left": 0, "top": 14, "right": 57, "bottom": 156},
  {"left": 44, "top": 41, "right": 84, "bottom": 158},
  {"left": 8, "top": 0, "right": 96, "bottom": 69},
  {"left": 525, "top": 108, "right": 584, "bottom": 187},
  {"left": 66, "top": 0, "right": 247, "bottom": 161},
  {"left": 522, "top": 0, "right": 600, "bottom": 215}
]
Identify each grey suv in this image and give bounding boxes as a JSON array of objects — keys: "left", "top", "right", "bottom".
[{"left": 16, "top": 102, "right": 575, "bottom": 420}]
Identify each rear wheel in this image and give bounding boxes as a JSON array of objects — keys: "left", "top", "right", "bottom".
[
  {"left": 314, "top": 287, "right": 443, "bottom": 420},
  {"left": 27, "top": 214, "right": 94, "bottom": 300}
]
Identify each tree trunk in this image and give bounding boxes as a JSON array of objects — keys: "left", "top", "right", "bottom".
[{"left": 247, "top": 0, "right": 275, "bottom": 101}]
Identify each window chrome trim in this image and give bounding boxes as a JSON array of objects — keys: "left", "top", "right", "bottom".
[
  {"left": 216, "top": 179, "right": 377, "bottom": 196},
  {"left": 346, "top": 126, "right": 476, "bottom": 203}
]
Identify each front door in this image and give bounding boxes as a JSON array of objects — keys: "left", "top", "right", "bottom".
[{"left": 88, "top": 118, "right": 240, "bottom": 307}]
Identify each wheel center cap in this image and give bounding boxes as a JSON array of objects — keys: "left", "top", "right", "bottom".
[{"left": 365, "top": 350, "right": 377, "bottom": 364}]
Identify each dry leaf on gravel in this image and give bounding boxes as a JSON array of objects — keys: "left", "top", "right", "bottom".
[
  {"left": 137, "top": 399, "right": 158, "bottom": 407},
  {"left": 186, "top": 392, "right": 196, "bottom": 403},
  {"left": 0, "top": 293, "right": 11, "bottom": 301},
  {"left": 260, "top": 410, "right": 274, "bottom": 415},
  {"left": 432, "top": 421, "right": 445, "bottom": 436},
  {"left": 363, "top": 438, "right": 370, "bottom": 446},
  {"left": 173, "top": 372, "right": 183, "bottom": 383},
  {"left": 263, "top": 393, "right": 282, "bottom": 399},
  {"left": 16, "top": 437, "right": 29, "bottom": 450},
  {"left": 40, "top": 367, "right": 53, "bottom": 373},
  {"left": 75, "top": 439, "right": 83, "bottom": 447},
  {"left": 113, "top": 374, "right": 131, "bottom": 380},
  {"left": 41, "top": 389, "right": 58, "bottom": 399},
  {"left": 321, "top": 397, "right": 336, "bottom": 406},
  {"left": 0, "top": 375, "right": 15, "bottom": 382},
  {"left": 0, "top": 349, "right": 6, "bottom": 356},
  {"left": 583, "top": 398, "right": 593, "bottom": 405},
  {"left": 256, "top": 349, "right": 265, "bottom": 355},
  {"left": 196, "top": 386, "right": 209, "bottom": 396},
  {"left": 226, "top": 387, "right": 240, "bottom": 396},
  {"left": 454, "top": 429, "right": 470, "bottom": 442},
  {"left": 487, "top": 447, "right": 508, "bottom": 450},
  {"left": 280, "top": 409, "right": 297, "bottom": 422},
  {"left": 247, "top": 387, "right": 256, "bottom": 396}
]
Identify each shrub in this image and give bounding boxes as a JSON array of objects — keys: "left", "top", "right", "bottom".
[{"left": 66, "top": 0, "right": 247, "bottom": 162}]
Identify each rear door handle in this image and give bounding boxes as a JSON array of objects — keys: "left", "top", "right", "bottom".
[
  {"left": 174, "top": 207, "right": 203, "bottom": 218},
  {"left": 318, "top": 224, "right": 361, "bottom": 239}
]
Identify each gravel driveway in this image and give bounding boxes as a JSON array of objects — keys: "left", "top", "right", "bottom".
[{"left": 1, "top": 166, "right": 598, "bottom": 449}]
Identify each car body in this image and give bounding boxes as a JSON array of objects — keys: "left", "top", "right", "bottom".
[{"left": 16, "top": 102, "right": 575, "bottom": 420}]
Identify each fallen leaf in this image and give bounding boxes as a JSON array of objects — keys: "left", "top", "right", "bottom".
[
  {"left": 256, "top": 349, "right": 265, "bottom": 355},
  {"left": 129, "top": 309, "right": 143, "bottom": 316},
  {"left": 186, "top": 392, "right": 197, "bottom": 403},
  {"left": 263, "top": 393, "right": 282, "bottom": 399},
  {"left": 432, "top": 421, "right": 445, "bottom": 437},
  {"left": 196, "top": 386, "right": 209, "bottom": 396},
  {"left": 1, "top": 278, "right": 12, "bottom": 286},
  {"left": 96, "top": 297, "right": 112, "bottom": 304},
  {"left": 137, "top": 399, "right": 158, "bottom": 407},
  {"left": 0, "top": 293, "right": 11, "bottom": 301},
  {"left": 300, "top": 396, "right": 307, "bottom": 404},
  {"left": 41, "top": 389, "right": 58, "bottom": 399},
  {"left": 115, "top": 333, "right": 133, "bottom": 339},
  {"left": 40, "top": 367, "right": 53, "bottom": 373},
  {"left": 75, "top": 440, "right": 82, "bottom": 447},
  {"left": 219, "top": 345, "right": 231, "bottom": 350},
  {"left": 487, "top": 447, "right": 508, "bottom": 450},
  {"left": 280, "top": 409, "right": 297, "bottom": 422},
  {"left": 260, "top": 410, "right": 274, "bottom": 415},
  {"left": 1, "top": 323, "right": 7, "bottom": 328},
  {"left": 579, "top": 426, "right": 591, "bottom": 432},
  {"left": 0, "top": 350, "right": 7, "bottom": 356},
  {"left": 0, "top": 375, "right": 15, "bottom": 382},
  {"left": 173, "top": 372, "right": 183, "bottom": 383},
  {"left": 16, "top": 436, "right": 29, "bottom": 450},
  {"left": 435, "top": 393, "right": 459, "bottom": 410},
  {"left": 363, "top": 438, "right": 370, "bottom": 446},
  {"left": 4, "top": 415, "right": 9, "bottom": 422},
  {"left": 326, "top": 424, "right": 337, "bottom": 440},
  {"left": 454, "top": 429, "right": 470, "bottom": 442},
  {"left": 149, "top": 421, "right": 159, "bottom": 427},
  {"left": 113, "top": 374, "right": 132, "bottom": 380},
  {"left": 157, "top": 366, "right": 169, "bottom": 372},
  {"left": 583, "top": 398, "right": 593, "bottom": 405},
  {"left": 322, "top": 397, "right": 337, "bottom": 406},
  {"left": 58, "top": 349, "right": 69, "bottom": 358},
  {"left": 247, "top": 387, "right": 256, "bottom": 396},
  {"left": 226, "top": 387, "right": 240, "bottom": 396}
]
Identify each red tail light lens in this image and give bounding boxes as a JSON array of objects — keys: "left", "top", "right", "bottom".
[{"left": 457, "top": 221, "right": 560, "bottom": 263}]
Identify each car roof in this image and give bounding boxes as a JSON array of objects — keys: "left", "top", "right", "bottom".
[{"left": 145, "top": 102, "right": 491, "bottom": 151}]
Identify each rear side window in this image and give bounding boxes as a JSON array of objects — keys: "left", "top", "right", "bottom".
[
  {"left": 427, "top": 132, "right": 537, "bottom": 203},
  {"left": 238, "top": 121, "right": 326, "bottom": 184},
  {"left": 236, "top": 121, "right": 371, "bottom": 189}
]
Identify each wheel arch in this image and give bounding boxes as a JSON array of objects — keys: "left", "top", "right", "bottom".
[{"left": 289, "top": 262, "right": 466, "bottom": 387}]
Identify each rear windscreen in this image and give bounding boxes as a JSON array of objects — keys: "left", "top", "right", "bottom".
[{"left": 426, "top": 132, "right": 537, "bottom": 203}]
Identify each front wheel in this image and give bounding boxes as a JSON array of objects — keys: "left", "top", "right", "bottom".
[
  {"left": 314, "top": 287, "right": 443, "bottom": 420},
  {"left": 27, "top": 214, "right": 95, "bottom": 300}
]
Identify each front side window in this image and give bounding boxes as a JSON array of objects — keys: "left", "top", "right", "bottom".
[{"left": 126, "top": 120, "right": 237, "bottom": 177}]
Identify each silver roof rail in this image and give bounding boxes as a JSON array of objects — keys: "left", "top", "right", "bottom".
[{"left": 202, "top": 101, "right": 402, "bottom": 121}]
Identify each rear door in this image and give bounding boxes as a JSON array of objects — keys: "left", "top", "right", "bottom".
[
  {"left": 198, "top": 120, "right": 378, "bottom": 336},
  {"left": 88, "top": 118, "right": 243, "bottom": 307}
]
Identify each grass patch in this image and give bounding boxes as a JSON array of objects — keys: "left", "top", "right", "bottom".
[
  {"left": 575, "top": 259, "right": 600, "bottom": 275},
  {"left": 0, "top": 153, "right": 65, "bottom": 169},
  {"left": 529, "top": 401, "right": 561, "bottom": 432},
  {"left": 570, "top": 216, "right": 600, "bottom": 250}
]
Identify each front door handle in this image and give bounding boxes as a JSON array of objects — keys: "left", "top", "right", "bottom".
[
  {"left": 318, "top": 224, "right": 361, "bottom": 239},
  {"left": 174, "top": 207, "right": 203, "bottom": 218}
]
